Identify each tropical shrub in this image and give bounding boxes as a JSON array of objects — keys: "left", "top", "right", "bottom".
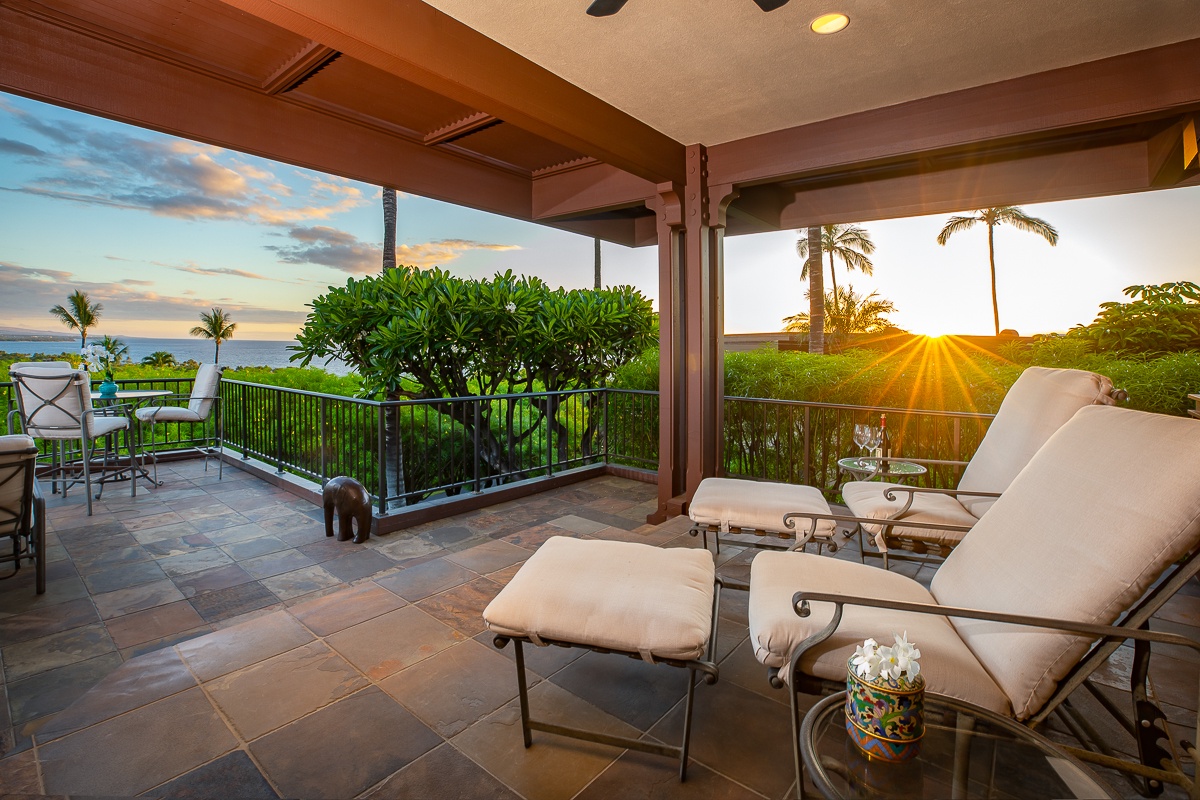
[{"left": 1067, "top": 282, "right": 1200, "bottom": 355}]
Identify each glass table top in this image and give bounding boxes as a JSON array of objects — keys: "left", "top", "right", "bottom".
[{"left": 837, "top": 457, "right": 927, "bottom": 478}]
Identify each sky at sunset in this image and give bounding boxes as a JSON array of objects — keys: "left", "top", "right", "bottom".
[{"left": 2, "top": 92, "right": 1200, "bottom": 342}]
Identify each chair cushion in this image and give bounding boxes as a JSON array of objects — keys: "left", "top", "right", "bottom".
[
  {"left": 0, "top": 435, "right": 36, "bottom": 532},
  {"left": 841, "top": 481, "right": 978, "bottom": 549},
  {"left": 0, "top": 435, "right": 36, "bottom": 455},
  {"left": 689, "top": 478, "right": 835, "bottom": 537},
  {"left": 483, "top": 536, "right": 716, "bottom": 661},
  {"left": 933, "top": 405, "right": 1200, "bottom": 720},
  {"left": 957, "top": 367, "right": 1115, "bottom": 517},
  {"left": 188, "top": 364, "right": 222, "bottom": 418},
  {"left": 748, "top": 551, "right": 1010, "bottom": 715},
  {"left": 10, "top": 367, "right": 88, "bottom": 438},
  {"left": 88, "top": 415, "right": 129, "bottom": 438},
  {"left": 136, "top": 406, "right": 203, "bottom": 424}
]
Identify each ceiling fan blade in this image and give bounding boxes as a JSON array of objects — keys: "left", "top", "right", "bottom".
[
  {"left": 586, "top": 0, "right": 630, "bottom": 16},
  {"left": 750, "top": 0, "right": 790, "bottom": 10}
]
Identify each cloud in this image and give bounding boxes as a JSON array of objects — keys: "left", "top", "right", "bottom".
[
  {"left": 175, "top": 266, "right": 272, "bottom": 281},
  {"left": 0, "top": 137, "right": 44, "bottom": 157},
  {"left": 0, "top": 261, "right": 306, "bottom": 326},
  {"left": 266, "top": 228, "right": 522, "bottom": 273},
  {"left": 268, "top": 226, "right": 381, "bottom": 273},
  {"left": 0, "top": 103, "right": 370, "bottom": 226}
]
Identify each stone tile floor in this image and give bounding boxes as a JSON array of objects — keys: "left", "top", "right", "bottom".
[{"left": 0, "top": 459, "right": 1196, "bottom": 798}]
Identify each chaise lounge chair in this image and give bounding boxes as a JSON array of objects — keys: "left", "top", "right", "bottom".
[
  {"left": 748, "top": 404, "right": 1200, "bottom": 797},
  {"left": 840, "top": 366, "right": 1121, "bottom": 566}
]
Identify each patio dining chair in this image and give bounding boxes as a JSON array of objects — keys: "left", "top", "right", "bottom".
[
  {"left": 134, "top": 364, "right": 225, "bottom": 484},
  {"left": 839, "top": 366, "right": 1122, "bottom": 567},
  {"left": 0, "top": 434, "right": 45, "bottom": 594},
  {"left": 8, "top": 364, "right": 136, "bottom": 516},
  {"left": 748, "top": 404, "right": 1200, "bottom": 798}
]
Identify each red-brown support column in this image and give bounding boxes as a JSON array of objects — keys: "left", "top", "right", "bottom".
[{"left": 647, "top": 147, "right": 735, "bottom": 522}]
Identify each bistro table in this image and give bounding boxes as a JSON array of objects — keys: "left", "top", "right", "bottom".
[
  {"left": 799, "top": 692, "right": 1116, "bottom": 800},
  {"left": 94, "top": 389, "right": 171, "bottom": 488},
  {"left": 836, "top": 456, "right": 927, "bottom": 484}
]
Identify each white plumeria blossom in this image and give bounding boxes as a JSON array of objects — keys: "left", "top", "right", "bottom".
[
  {"left": 505, "top": 302, "right": 516, "bottom": 312},
  {"left": 80, "top": 345, "right": 105, "bottom": 373},
  {"left": 853, "top": 632, "right": 920, "bottom": 683}
]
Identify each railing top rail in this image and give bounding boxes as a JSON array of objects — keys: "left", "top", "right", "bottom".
[
  {"left": 221, "top": 378, "right": 379, "bottom": 405},
  {"left": 220, "top": 379, "right": 609, "bottom": 407},
  {"left": 724, "top": 395, "right": 996, "bottom": 420}
]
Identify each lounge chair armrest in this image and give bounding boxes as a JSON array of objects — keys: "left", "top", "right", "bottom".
[
  {"left": 782, "top": 510, "right": 973, "bottom": 535},
  {"left": 789, "top": 590, "right": 1200, "bottom": 656},
  {"left": 882, "top": 486, "right": 1003, "bottom": 501}
]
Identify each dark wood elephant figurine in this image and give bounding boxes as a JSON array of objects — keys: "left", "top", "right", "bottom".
[{"left": 323, "top": 476, "right": 373, "bottom": 544}]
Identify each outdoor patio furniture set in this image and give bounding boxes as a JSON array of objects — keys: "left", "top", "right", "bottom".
[
  {"left": 484, "top": 367, "right": 1200, "bottom": 799},
  {"left": 1, "top": 362, "right": 225, "bottom": 594}
]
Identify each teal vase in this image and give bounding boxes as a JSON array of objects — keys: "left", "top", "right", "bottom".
[{"left": 98, "top": 377, "right": 118, "bottom": 397}]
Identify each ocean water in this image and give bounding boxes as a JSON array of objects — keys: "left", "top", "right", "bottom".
[{"left": 0, "top": 338, "right": 354, "bottom": 375}]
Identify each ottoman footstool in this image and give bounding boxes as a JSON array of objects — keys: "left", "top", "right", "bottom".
[
  {"left": 689, "top": 477, "right": 838, "bottom": 555},
  {"left": 482, "top": 536, "right": 721, "bottom": 780}
]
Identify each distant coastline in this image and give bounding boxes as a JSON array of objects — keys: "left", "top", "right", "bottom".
[
  {"left": 0, "top": 334, "right": 73, "bottom": 341},
  {"left": 0, "top": 337, "right": 352, "bottom": 375}
]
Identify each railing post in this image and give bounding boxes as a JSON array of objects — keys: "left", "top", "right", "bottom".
[
  {"left": 377, "top": 404, "right": 387, "bottom": 516},
  {"left": 319, "top": 396, "right": 328, "bottom": 482},
  {"left": 274, "top": 390, "right": 284, "bottom": 474},
  {"left": 473, "top": 399, "right": 482, "bottom": 493},
  {"left": 603, "top": 389, "right": 610, "bottom": 465},
  {"left": 546, "top": 396, "right": 554, "bottom": 476},
  {"left": 241, "top": 384, "right": 249, "bottom": 460},
  {"left": 802, "top": 407, "right": 811, "bottom": 486}
]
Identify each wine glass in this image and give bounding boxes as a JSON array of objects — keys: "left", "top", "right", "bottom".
[
  {"left": 853, "top": 424, "right": 871, "bottom": 463},
  {"left": 866, "top": 426, "right": 883, "bottom": 465}
]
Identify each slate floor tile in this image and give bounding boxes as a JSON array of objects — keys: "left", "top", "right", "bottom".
[
  {"left": 188, "top": 581, "right": 279, "bottom": 624},
  {"left": 177, "top": 610, "right": 313, "bottom": 682},
  {"left": 142, "top": 749, "right": 279, "bottom": 799},
  {"left": 239, "top": 548, "right": 316, "bottom": 580},
  {"left": 2, "top": 623, "right": 117, "bottom": 682},
  {"left": 39, "top": 687, "right": 237, "bottom": 796},
  {"left": 326, "top": 606, "right": 465, "bottom": 680},
  {"left": 375, "top": 558, "right": 476, "bottom": 602},
  {"left": 380, "top": 640, "right": 517, "bottom": 737},
  {"left": 34, "top": 647, "right": 198, "bottom": 744},
  {"left": 0, "top": 749, "right": 41, "bottom": 794},
  {"left": 158, "top": 548, "right": 235, "bottom": 578},
  {"left": 251, "top": 687, "right": 439, "bottom": 799},
  {"left": 206, "top": 640, "right": 369, "bottom": 741},
  {"left": 577, "top": 748, "right": 763, "bottom": 800},
  {"left": 366, "top": 743, "right": 520, "bottom": 800},
  {"left": 260, "top": 564, "right": 341, "bottom": 601},
  {"left": 104, "top": 600, "right": 207, "bottom": 650},
  {"left": 416, "top": 577, "right": 503, "bottom": 637},
  {"left": 143, "top": 533, "right": 217, "bottom": 558},
  {"left": 6, "top": 651, "right": 123, "bottom": 726},
  {"left": 289, "top": 582, "right": 406, "bottom": 637},
  {"left": 82, "top": 559, "right": 169, "bottom": 594},
  {"left": 0, "top": 598, "right": 100, "bottom": 645},
  {"left": 550, "top": 650, "right": 690, "bottom": 731},
  {"left": 321, "top": 549, "right": 397, "bottom": 582},
  {"left": 173, "top": 563, "right": 255, "bottom": 598},
  {"left": 92, "top": 579, "right": 186, "bottom": 620},
  {"left": 444, "top": 539, "right": 529, "bottom": 574},
  {"left": 220, "top": 535, "right": 290, "bottom": 561}
]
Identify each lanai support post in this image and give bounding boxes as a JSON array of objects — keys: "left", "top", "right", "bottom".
[{"left": 648, "top": 144, "right": 737, "bottom": 523}]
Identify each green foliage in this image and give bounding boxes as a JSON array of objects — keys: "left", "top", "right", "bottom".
[
  {"left": 782, "top": 285, "right": 901, "bottom": 352},
  {"left": 1067, "top": 282, "right": 1200, "bottom": 355},
  {"left": 293, "top": 267, "right": 655, "bottom": 399},
  {"left": 142, "top": 351, "right": 178, "bottom": 367},
  {"left": 225, "top": 366, "right": 362, "bottom": 396}
]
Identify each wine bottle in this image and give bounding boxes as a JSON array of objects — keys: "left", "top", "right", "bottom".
[{"left": 879, "top": 414, "right": 891, "bottom": 473}]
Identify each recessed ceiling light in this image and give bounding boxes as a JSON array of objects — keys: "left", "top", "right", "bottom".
[{"left": 810, "top": 13, "right": 849, "bottom": 34}]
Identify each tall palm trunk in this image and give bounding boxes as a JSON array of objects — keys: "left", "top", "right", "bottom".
[
  {"left": 593, "top": 237, "right": 601, "bottom": 290},
  {"left": 807, "top": 226, "right": 825, "bottom": 354},
  {"left": 382, "top": 188, "right": 397, "bottom": 272},
  {"left": 381, "top": 187, "right": 404, "bottom": 508},
  {"left": 987, "top": 222, "right": 999, "bottom": 335},
  {"left": 214, "top": 341, "right": 220, "bottom": 363},
  {"left": 826, "top": 249, "right": 838, "bottom": 297}
]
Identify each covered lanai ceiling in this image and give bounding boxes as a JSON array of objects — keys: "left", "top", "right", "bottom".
[{"left": 2, "top": 0, "right": 1199, "bottom": 246}]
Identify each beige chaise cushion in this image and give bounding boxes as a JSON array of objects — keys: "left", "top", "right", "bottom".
[
  {"left": 483, "top": 536, "right": 715, "bottom": 661},
  {"left": 689, "top": 478, "right": 835, "bottom": 538},
  {"left": 748, "top": 551, "right": 1011, "bottom": 714},
  {"left": 956, "top": 366, "right": 1115, "bottom": 518},
  {"left": 0, "top": 435, "right": 36, "bottom": 536},
  {"left": 840, "top": 480, "right": 978, "bottom": 548},
  {"left": 933, "top": 405, "right": 1200, "bottom": 719}
]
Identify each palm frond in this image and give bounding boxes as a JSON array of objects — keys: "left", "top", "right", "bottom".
[
  {"left": 936, "top": 214, "right": 980, "bottom": 245},
  {"left": 49, "top": 305, "right": 79, "bottom": 329},
  {"left": 996, "top": 207, "right": 1059, "bottom": 245}
]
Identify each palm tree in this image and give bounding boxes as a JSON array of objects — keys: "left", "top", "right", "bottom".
[
  {"left": 190, "top": 307, "right": 237, "bottom": 363},
  {"left": 795, "top": 224, "right": 876, "bottom": 298},
  {"left": 594, "top": 237, "right": 602, "bottom": 290},
  {"left": 783, "top": 285, "right": 899, "bottom": 351},
  {"left": 98, "top": 335, "right": 129, "bottom": 365},
  {"left": 141, "top": 351, "right": 177, "bottom": 367},
  {"left": 936, "top": 206, "right": 1058, "bottom": 336},
  {"left": 804, "top": 226, "right": 824, "bottom": 354},
  {"left": 49, "top": 290, "right": 102, "bottom": 347},
  {"left": 382, "top": 187, "right": 397, "bottom": 271}
]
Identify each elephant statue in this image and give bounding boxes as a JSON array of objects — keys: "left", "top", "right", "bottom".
[{"left": 322, "top": 476, "right": 372, "bottom": 544}]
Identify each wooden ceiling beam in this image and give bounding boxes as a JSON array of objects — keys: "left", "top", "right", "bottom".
[
  {"left": 1149, "top": 116, "right": 1200, "bottom": 188},
  {"left": 709, "top": 38, "right": 1200, "bottom": 189},
  {"left": 423, "top": 112, "right": 500, "bottom": 146},
  {"left": 0, "top": 5, "right": 531, "bottom": 219},
  {"left": 262, "top": 41, "right": 339, "bottom": 95},
  {"left": 532, "top": 161, "right": 655, "bottom": 220},
  {"left": 216, "top": 0, "right": 686, "bottom": 185}
]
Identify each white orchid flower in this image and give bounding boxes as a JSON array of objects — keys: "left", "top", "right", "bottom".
[{"left": 851, "top": 637, "right": 881, "bottom": 680}]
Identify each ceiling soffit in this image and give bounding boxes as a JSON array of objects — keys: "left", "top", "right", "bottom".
[{"left": 425, "top": 0, "right": 1200, "bottom": 146}]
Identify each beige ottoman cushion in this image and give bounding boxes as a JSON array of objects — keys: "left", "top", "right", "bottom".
[
  {"left": 748, "top": 551, "right": 1010, "bottom": 715},
  {"left": 689, "top": 478, "right": 835, "bottom": 539},
  {"left": 483, "top": 536, "right": 716, "bottom": 662}
]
